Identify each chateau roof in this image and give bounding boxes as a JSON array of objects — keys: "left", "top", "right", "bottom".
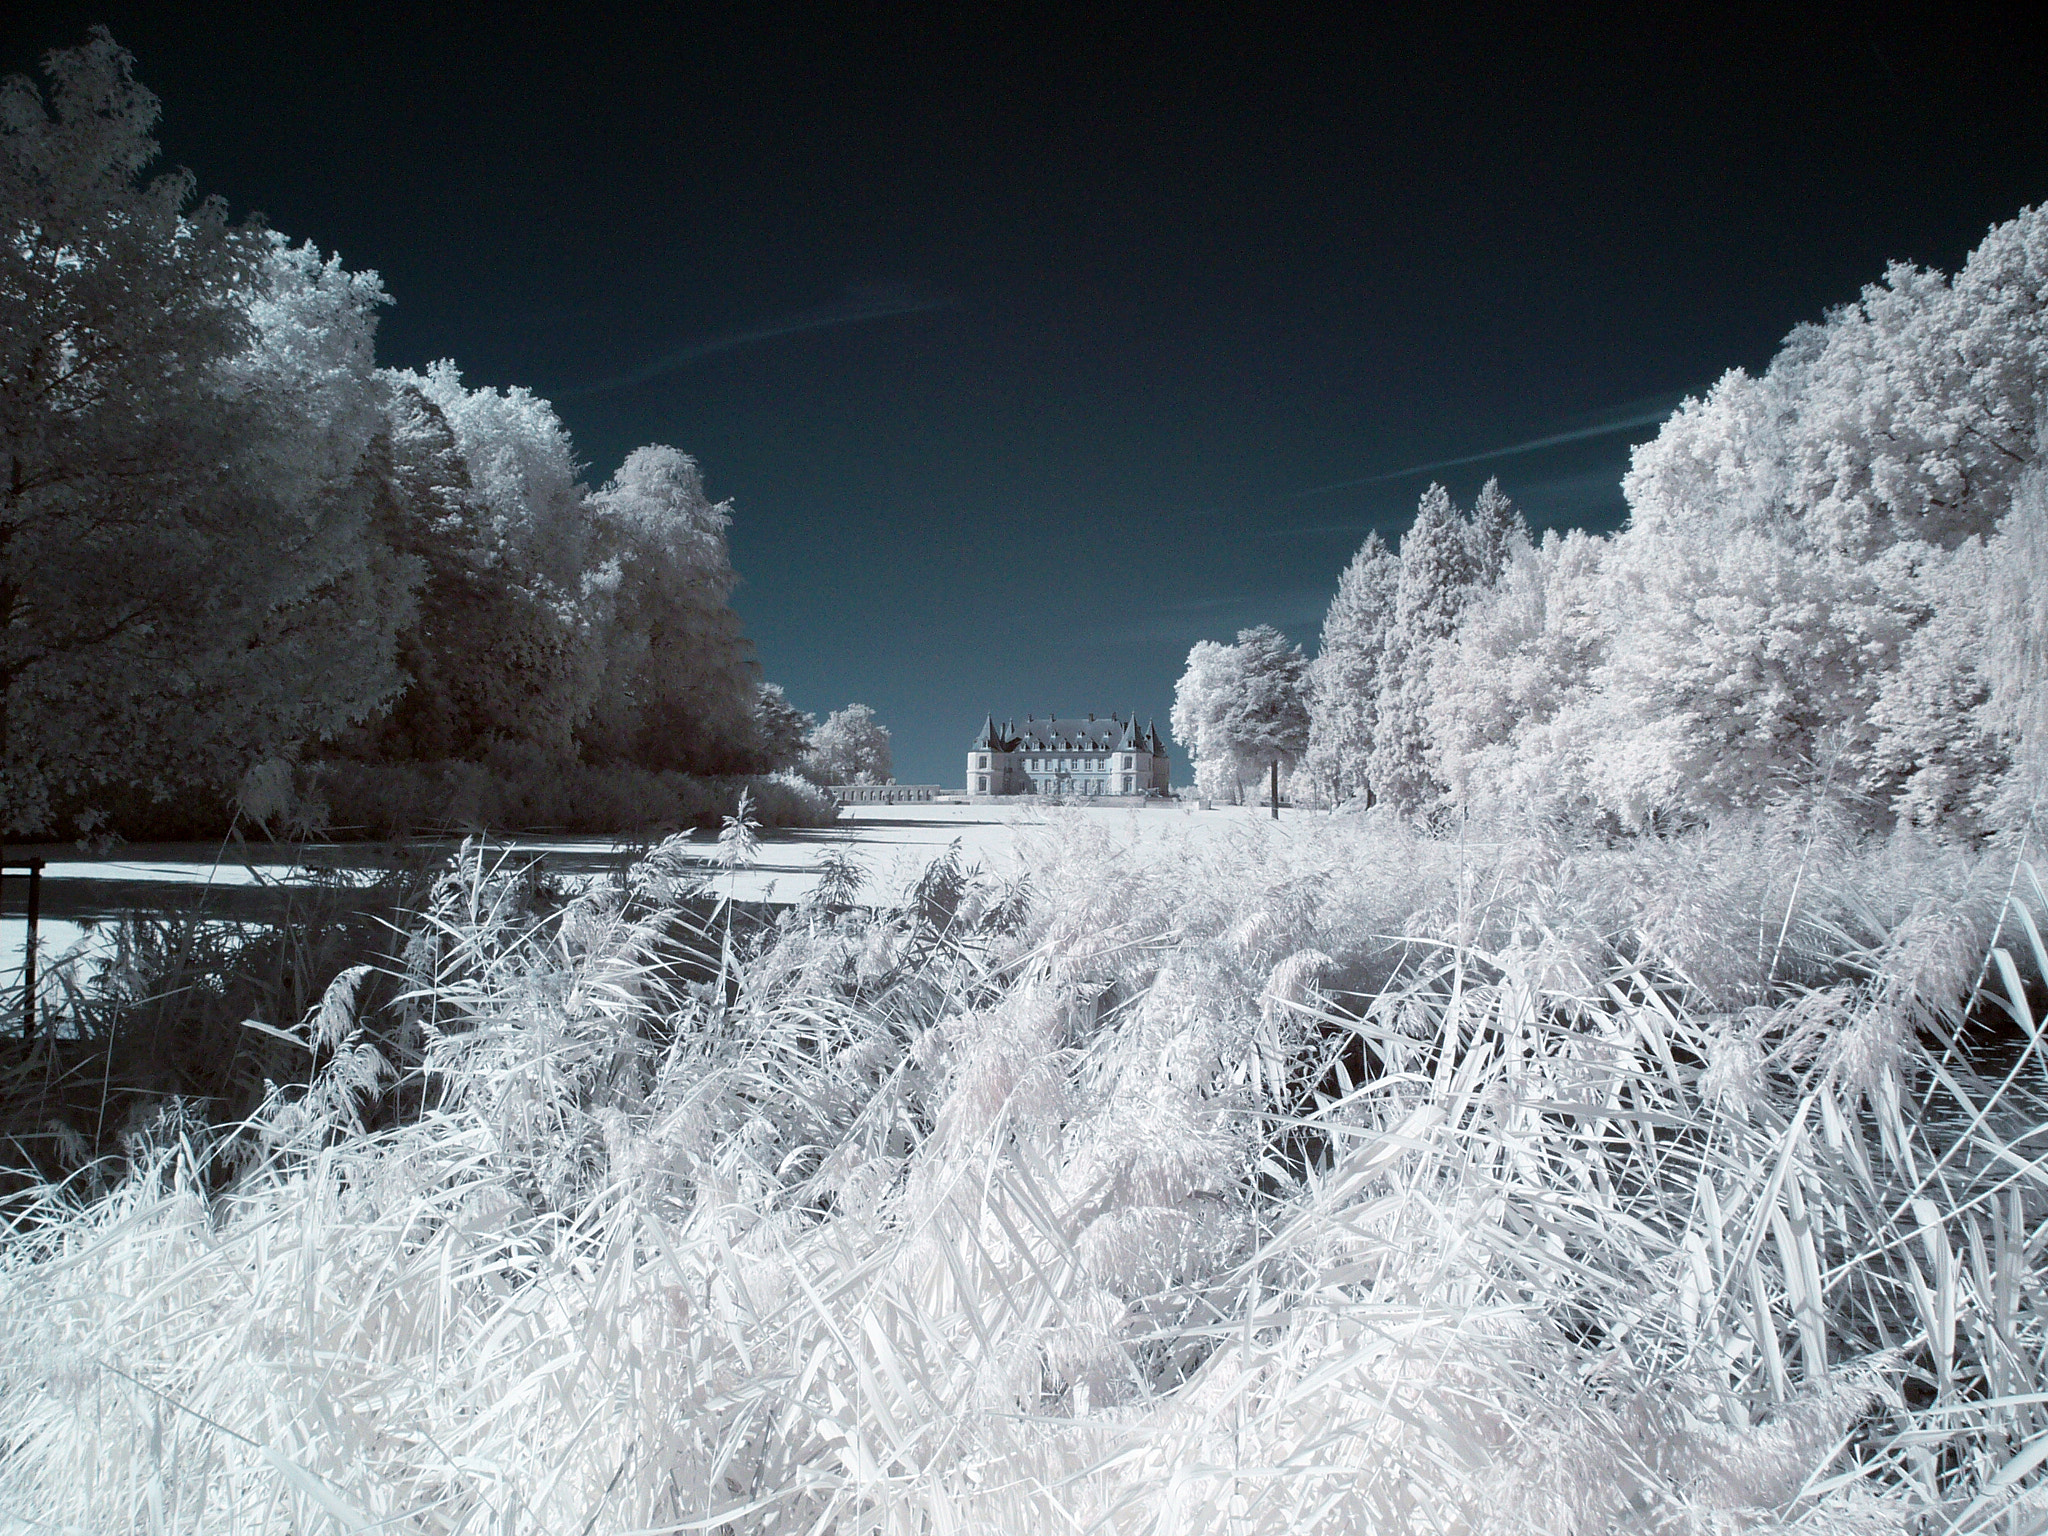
[{"left": 972, "top": 712, "right": 1162, "bottom": 752}]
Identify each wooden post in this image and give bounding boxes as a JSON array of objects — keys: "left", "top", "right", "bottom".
[
  {"left": 22, "top": 859, "right": 38, "bottom": 1042},
  {"left": 1270, "top": 760, "right": 1280, "bottom": 820},
  {"left": 6, "top": 857, "right": 43, "bottom": 1041}
]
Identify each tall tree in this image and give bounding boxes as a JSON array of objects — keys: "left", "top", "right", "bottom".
[
  {"left": 1172, "top": 626, "right": 1310, "bottom": 804},
  {"left": 1366, "top": 485, "right": 1477, "bottom": 816},
  {"left": 583, "top": 445, "right": 762, "bottom": 773},
  {"left": 1984, "top": 466, "right": 2048, "bottom": 826},
  {"left": 394, "top": 361, "right": 601, "bottom": 759},
  {"left": 353, "top": 374, "right": 507, "bottom": 762},
  {"left": 748, "top": 684, "right": 814, "bottom": 774},
  {"left": 1429, "top": 528, "right": 1610, "bottom": 815},
  {"left": 1577, "top": 528, "right": 1908, "bottom": 828},
  {"left": 1304, "top": 532, "right": 1398, "bottom": 806},
  {"left": 1, "top": 33, "right": 415, "bottom": 832},
  {"left": 1463, "top": 476, "right": 1528, "bottom": 585},
  {"left": 803, "top": 704, "right": 892, "bottom": 786},
  {"left": 1171, "top": 640, "right": 1246, "bottom": 802},
  {"left": 1860, "top": 538, "right": 2008, "bottom": 836}
]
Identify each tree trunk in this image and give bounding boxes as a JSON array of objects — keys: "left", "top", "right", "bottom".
[{"left": 1270, "top": 759, "right": 1280, "bottom": 820}]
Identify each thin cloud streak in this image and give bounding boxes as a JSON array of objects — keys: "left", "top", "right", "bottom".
[
  {"left": 1258, "top": 520, "right": 1388, "bottom": 539},
  {"left": 1088, "top": 586, "right": 1333, "bottom": 645},
  {"left": 1294, "top": 393, "right": 1685, "bottom": 497},
  {"left": 565, "top": 290, "right": 956, "bottom": 398},
  {"left": 1264, "top": 464, "right": 1633, "bottom": 541}
]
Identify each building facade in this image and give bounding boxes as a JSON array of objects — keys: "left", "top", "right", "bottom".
[{"left": 966, "top": 712, "right": 1172, "bottom": 798}]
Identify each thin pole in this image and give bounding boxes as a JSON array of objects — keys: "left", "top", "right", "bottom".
[
  {"left": 22, "top": 858, "right": 41, "bottom": 1042},
  {"left": 1270, "top": 760, "right": 1280, "bottom": 820}
]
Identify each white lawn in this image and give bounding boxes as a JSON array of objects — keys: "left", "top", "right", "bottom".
[{"left": 668, "top": 798, "right": 1304, "bottom": 904}]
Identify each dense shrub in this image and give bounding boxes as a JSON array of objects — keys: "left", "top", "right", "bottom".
[{"left": 312, "top": 757, "right": 838, "bottom": 836}]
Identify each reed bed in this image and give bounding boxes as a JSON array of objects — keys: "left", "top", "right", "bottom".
[{"left": 3, "top": 811, "right": 2046, "bottom": 1533}]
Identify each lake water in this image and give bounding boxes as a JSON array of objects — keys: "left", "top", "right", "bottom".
[{"left": 2, "top": 802, "right": 1278, "bottom": 1023}]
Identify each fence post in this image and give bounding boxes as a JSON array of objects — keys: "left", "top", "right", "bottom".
[
  {"left": 22, "top": 859, "right": 38, "bottom": 1042},
  {"left": 4, "top": 857, "right": 44, "bottom": 1042}
]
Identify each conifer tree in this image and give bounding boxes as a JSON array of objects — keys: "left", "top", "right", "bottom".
[
  {"left": 1304, "top": 531, "right": 1398, "bottom": 806},
  {"left": 1227, "top": 624, "right": 1312, "bottom": 792},
  {"left": 1464, "top": 476, "right": 1529, "bottom": 584},
  {"left": 398, "top": 361, "right": 600, "bottom": 759},
  {"left": 1429, "top": 528, "right": 1610, "bottom": 813},
  {"left": 1366, "top": 485, "right": 1478, "bottom": 815}
]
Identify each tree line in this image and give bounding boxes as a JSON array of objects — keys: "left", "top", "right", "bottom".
[
  {"left": 1176, "top": 202, "right": 2048, "bottom": 836},
  {"left": 1, "top": 33, "right": 886, "bottom": 838}
]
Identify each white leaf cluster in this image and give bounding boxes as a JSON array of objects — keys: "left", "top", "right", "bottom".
[
  {"left": 2, "top": 35, "right": 802, "bottom": 837},
  {"left": 1170, "top": 625, "right": 1311, "bottom": 804},
  {"left": 1297, "top": 204, "right": 2048, "bottom": 837},
  {"left": 801, "top": 702, "right": 894, "bottom": 786}
]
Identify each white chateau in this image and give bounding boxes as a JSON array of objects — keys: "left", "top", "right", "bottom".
[{"left": 967, "top": 712, "right": 1171, "bottom": 799}]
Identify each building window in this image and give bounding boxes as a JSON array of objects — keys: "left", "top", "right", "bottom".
[
  {"left": 976, "top": 775, "right": 987, "bottom": 792},
  {"left": 1123, "top": 775, "right": 1134, "bottom": 792},
  {"left": 977, "top": 754, "right": 988, "bottom": 769},
  {"left": 1121, "top": 755, "right": 1132, "bottom": 770}
]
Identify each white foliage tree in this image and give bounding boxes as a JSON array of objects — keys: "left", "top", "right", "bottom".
[
  {"left": 1627, "top": 208, "right": 2048, "bottom": 561},
  {"left": 1366, "top": 485, "right": 1479, "bottom": 816},
  {"left": 1576, "top": 529, "right": 1909, "bottom": 828},
  {"left": 1621, "top": 367, "right": 1801, "bottom": 548},
  {"left": 1463, "top": 475, "right": 1528, "bottom": 585},
  {"left": 584, "top": 445, "right": 761, "bottom": 773},
  {"left": 1171, "top": 625, "right": 1310, "bottom": 804},
  {"left": 1971, "top": 460, "right": 2048, "bottom": 828},
  {"left": 1304, "top": 532, "right": 1398, "bottom": 807},
  {"left": 749, "top": 683, "right": 814, "bottom": 774},
  {"left": 1860, "top": 538, "right": 2008, "bottom": 835},
  {"left": 1592, "top": 205, "right": 2048, "bottom": 833},
  {"left": 411, "top": 359, "right": 590, "bottom": 588},
  {"left": 0, "top": 33, "right": 416, "bottom": 832},
  {"left": 1430, "top": 528, "right": 1609, "bottom": 815},
  {"left": 1171, "top": 639, "right": 1246, "bottom": 802},
  {"left": 1788, "top": 211, "right": 2048, "bottom": 555},
  {"left": 391, "top": 360, "right": 601, "bottom": 758},
  {"left": 803, "top": 703, "right": 892, "bottom": 786},
  {"left": 357, "top": 373, "right": 506, "bottom": 762}
]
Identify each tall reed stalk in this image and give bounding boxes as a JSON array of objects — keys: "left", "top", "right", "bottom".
[{"left": 2, "top": 815, "right": 2044, "bottom": 1532}]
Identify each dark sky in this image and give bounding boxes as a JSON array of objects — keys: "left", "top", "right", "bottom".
[{"left": 8, "top": 6, "right": 2047, "bottom": 784}]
